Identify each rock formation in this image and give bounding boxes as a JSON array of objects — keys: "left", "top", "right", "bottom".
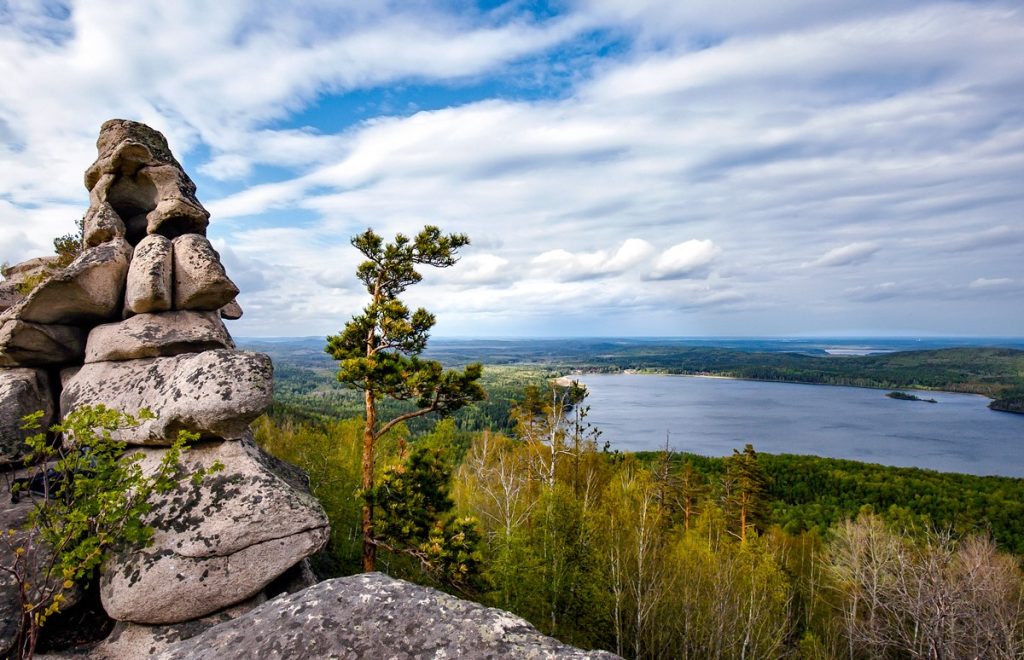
[{"left": 0, "top": 119, "right": 327, "bottom": 656}]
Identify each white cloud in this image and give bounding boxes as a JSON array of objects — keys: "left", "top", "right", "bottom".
[
  {"left": 444, "top": 253, "right": 513, "bottom": 286},
  {"left": 805, "top": 242, "right": 880, "bottom": 268},
  {"left": 844, "top": 281, "right": 900, "bottom": 302},
  {"left": 969, "top": 277, "right": 1014, "bottom": 289},
  {"left": 531, "top": 238, "right": 655, "bottom": 281},
  {"left": 647, "top": 240, "right": 719, "bottom": 280}
]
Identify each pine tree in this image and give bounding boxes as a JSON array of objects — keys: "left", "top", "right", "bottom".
[
  {"left": 326, "top": 226, "right": 485, "bottom": 572},
  {"left": 724, "top": 443, "right": 768, "bottom": 544}
]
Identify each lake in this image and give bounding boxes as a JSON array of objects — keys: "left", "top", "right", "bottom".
[{"left": 573, "top": 374, "right": 1024, "bottom": 478}]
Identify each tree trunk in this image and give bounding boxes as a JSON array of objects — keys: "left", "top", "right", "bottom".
[
  {"left": 740, "top": 502, "right": 747, "bottom": 544},
  {"left": 362, "top": 388, "right": 377, "bottom": 572}
]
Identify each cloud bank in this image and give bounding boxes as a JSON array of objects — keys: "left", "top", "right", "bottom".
[{"left": 1, "top": 1, "right": 1022, "bottom": 336}]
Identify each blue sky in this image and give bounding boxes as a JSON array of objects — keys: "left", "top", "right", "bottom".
[{"left": 1, "top": 0, "right": 1022, "bottom": 337}]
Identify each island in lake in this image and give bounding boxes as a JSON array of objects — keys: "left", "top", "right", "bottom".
[{"left": 887, "top": 391, "right": 938, "bottom": 403}]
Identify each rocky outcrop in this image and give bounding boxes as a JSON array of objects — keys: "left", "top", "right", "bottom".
[
  {"left": 61, "top": 350, "right": 272, "bottom": 444},
  {"left": 84, "top": 311, "right": 233, "bottom": 363},
  {"left": 155, "top": 573, "right": 620, "bottom": 660},
  {"left": 0, "top": 118, "right": 606, "bottom": 660},
  {"left": 0, "top": 368, "right": 52, "bottom": 467},
  {"left": 101, "top": 437, "right": 329, "bottom": 623},
  {"left": 124, "top": 234, "right": 173, "bottom": 314},
  {"left": 1, "top": 119, "right": 331, "bottom": 653}
]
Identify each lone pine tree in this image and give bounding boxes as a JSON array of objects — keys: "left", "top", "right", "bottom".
[{"left": 326, "top": 226, "right": 485, "bottom": 572}]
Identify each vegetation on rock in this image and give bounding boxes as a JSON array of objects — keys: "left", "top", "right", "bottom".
[{"left": 1, "top": 405, "right": 217, "bottom": 660}]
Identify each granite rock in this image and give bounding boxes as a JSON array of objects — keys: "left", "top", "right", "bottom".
[
  {"left": 83, "top": 200, "right": 126, "bottom": 248},
  {"left": 87, "top": 595, "right": 265, "bottom": 659},
  {"left": 0, "top": 281, "right": 23, "bottom": 314},
  {"left": 60, "top": 349, "right": 272, "bottom": 445}
]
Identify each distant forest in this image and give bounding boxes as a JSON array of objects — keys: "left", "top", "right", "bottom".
[{"left": 239, "top": 338, "right": 1024, "bottom": 419}]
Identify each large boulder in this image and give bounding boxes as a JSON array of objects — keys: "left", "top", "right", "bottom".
[
  {"left": 0, "top": 368, "right": 53, "bottom": 467},
  {"left": 60, "top": 349, "right": 272, "bottom": 445},
  {"left": 84, "top": 119, "right": 209, "bottom": 242},
  {"left": 172, "top": 235, "right": 239, "bottom": 311},
  {"left": 124, "top": 234, "right": 173, "bottom": 314},
  {"left": 100, "top": 437, "right": 329, "bottom": 624},
  {"left": 0, "top": 316, "right": 86, "bottom": 367},
  {"left": 16, "top": 238, "right": 132, "bottom": 325},
  {"left": 85, "top": 311, "right": 233, "bottom": 363},
  {"left": 154, "top": 573, "right": 620, "bottom": 660}
]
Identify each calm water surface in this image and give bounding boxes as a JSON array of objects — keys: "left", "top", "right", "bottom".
[{"left": 574, "top": 374, "right": 1024, "bottom": 478}]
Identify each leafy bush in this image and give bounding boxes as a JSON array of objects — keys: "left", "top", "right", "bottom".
[{"left": 1, "top": 406, "right": 218, "bottom": 659}]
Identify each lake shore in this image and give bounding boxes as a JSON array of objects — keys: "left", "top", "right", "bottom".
[{"left": 573, "top": 372, "right": 1024, "bottom": 477}]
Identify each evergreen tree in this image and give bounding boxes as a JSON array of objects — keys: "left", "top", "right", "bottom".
[
  {"left": 326, "top": 226, "right": 485, "bottom": 572},
  {"left": 724, "top": 443, "right": 768, "bottom": 543}
]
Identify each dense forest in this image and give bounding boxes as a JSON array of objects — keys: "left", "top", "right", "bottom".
[{"left": 254, "top": 381, "right": 1024, "bottom": 659}]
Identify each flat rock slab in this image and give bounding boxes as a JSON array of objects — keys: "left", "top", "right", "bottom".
[
  {"left": 0, "top": 317, "right": 86, "bottom": 367},
  {"left": 61, "top": 349, "right": 272, "bottom": 445},
  {"left": 0, "top": 367, "right": 53, "bottom": 466},
  {"left": 124, "top": 234, "right": 172, "bottom": 314},
  {"left": 155, "top": 573, "right": 620, "bottom": 660},
  {"left": 101, "top": 437, "right": 328, "bottom": 624},
  {"left": 85, "top": 311, "right": 233, "bottom": 363},
  {"left": 17, "top": 238, "right": 132, "bottom": 325}
]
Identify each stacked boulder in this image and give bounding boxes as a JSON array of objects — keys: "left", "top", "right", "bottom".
[{"left": 0, "top": 120, "right": 328, "bottom": 653}]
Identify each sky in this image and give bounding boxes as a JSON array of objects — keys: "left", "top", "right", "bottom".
[{"left": 1, "top": 0, "right": 1022, "bottom": 338}]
